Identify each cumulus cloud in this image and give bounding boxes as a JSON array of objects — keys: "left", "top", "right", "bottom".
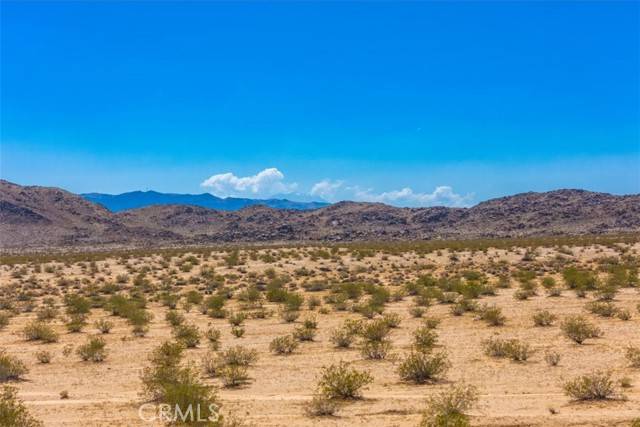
[
  {"left": 201, "top": 168, "right": 297, "bottom": 198},
  {"left": 310, "top": 179, "right": 344, "bottom": 200},
  {"left": 351, "top": 185, "right": 474, "bottom": 207},
  {"left": 310, "top": 179, "right": 473, "bottom": 207}
]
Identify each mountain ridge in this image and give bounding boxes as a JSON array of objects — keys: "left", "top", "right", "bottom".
[
  {"left": 1, "top": 180, "right": 638, "bottom": 250},
  {"left": 81, "top": 190, "right": 329, "bottom": 212}
]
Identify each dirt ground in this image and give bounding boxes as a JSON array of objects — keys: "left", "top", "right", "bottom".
[{"left": 1, "top": 242, "right": 639, "bottom": 426}]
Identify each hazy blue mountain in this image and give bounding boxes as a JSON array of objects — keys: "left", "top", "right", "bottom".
[{"left": 80, "top": 190, "right": 329, "bottom": 212}]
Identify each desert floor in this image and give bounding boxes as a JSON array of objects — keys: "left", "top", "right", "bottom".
[{"left": 1, "top": 240, "right": 639, "bottom": 426}]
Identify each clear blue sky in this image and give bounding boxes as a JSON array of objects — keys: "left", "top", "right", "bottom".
[{"left": 1, "top": 1, "right": 638, "bottom": 206}]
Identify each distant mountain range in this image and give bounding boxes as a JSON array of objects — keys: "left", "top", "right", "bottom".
[
  {"left": 1, "top": 180, "right": 638, "bottom": 250},
  {"left": 81, "top": 191, "right": 328, "bottom": 212}
]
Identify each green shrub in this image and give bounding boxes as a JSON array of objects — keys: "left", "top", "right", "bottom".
[
  {"left": 361, "top": 339, "right": 391, "bottom": 360},
  {"left": 204, "top": 328, "right": 221, "bottom": 350},
  {"left": 316, "top": 361, "right": 373, "bottom": 399},
  {"left": 360, "top": 319, "right": 390, "bottom": 342},
  {"left": 418, "top": 383, "right": 478, "bottom": 427},
  {"left": 219, "top": 364, "right": 249, "bottom": 388},
  {"left": 476, "top": 304, "right": 506, "bottom": 326},
  {"left": 330, "top": 327, "right": 355, "bottom": 348},
  {"left": 270, "top": 335, "right": 299, "bottom": 355},
  {"left": 231, "top": 326, "right": 245, "bottom": 338},
  {"left": 0, "top": 351, "right": 28, "bottom": 382},
  {"left": 65, "top": 314, "right": 87, "bottom": 333},
  {"left": 382, "top": 312, "right": 402, "bottom": 328},
  {"left": 585, "top": 301, "right": 618, "bottom": 317},
  {"left": 532, "top": 310, "right": 557, "bottom": 327},
  {"left": 94, "top": 319, "right": 113, "bottom": 334},
  {"left": 564, "top": 370, "right": 620, "bottom": 400},
  {"left": 218, "top": 346, "right": 258, "bottom": 367},
  {"left": 561, "top": 316, "right": 602, "bottom": 344},
  {"left": 76, "top": 336, "right": 107, "bottom": 362},
  {"left": 398, "top": 351, "right": 450, "bottom": 384},
  {"left": 280, "top": 310, "right": 300, "bottom": 323},
  {"left": 0, "top": 386, "right": 43, "bottom": 427},
  {"left": 293, "top": 325, "right": 316, "bottom": 342},
  {"left": 173, "top": 323, "right": 201, "bottom": 348},
  {"left": 482, "top": 337, "right": 531, "bottom": 361},
  {"left": 413, "top": 326, "right": 438, "bottom": 353},
  {"left": 23, "top": 321, "right": 59, "bottom": 343},
  {"left": 165, "top": 310, "right": 185, "bottom": 327}
]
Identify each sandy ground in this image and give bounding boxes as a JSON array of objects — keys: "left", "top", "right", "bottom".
[{"left": 1, "top": 243, "right": 639, "bottom": 426}]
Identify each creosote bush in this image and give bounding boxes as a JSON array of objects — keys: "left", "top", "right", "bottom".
[
  {"left": 532, "top": 310, "right": 557, "bottom": 327},
  {"left": 398, "top": 351, "right": 450, "bottom": 384},
  {"left": 23, "top": 321, "right": 59, "bottom": 343},
  {"left": 0, "top": 351, "right": 28, "bottom": 382},
  {"left": 0, "top": 386, "right": 43, "bottom": 427},
  {"left": 316, "top": 361, "right": 373, "bottom": 399},
  {"left": 560, "top": 315, "right": 602, "bottom": 344},
  {"left": 270, "top": 335, "right": 299, "bottom": 355},
  {"left": 419, "top": 383, "right": 478, "bottom": 427},
  {"left": 482, "top": 337, "right": 531, "bottom": 362},
  {"left": 564, "top": 370, "right": 621, "bottom": 401},
  {"left": 77, "top": 336, "right": 107, "bottom": 362}
]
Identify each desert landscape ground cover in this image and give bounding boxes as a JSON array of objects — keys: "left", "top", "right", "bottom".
[{"left": 1, "top": 235, "right": 639, "bottom": 426}]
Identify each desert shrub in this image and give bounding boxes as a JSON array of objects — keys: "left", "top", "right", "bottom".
[
  {"left": 316, "top": 361, "right": 373, "bottom": 399},
  {"left": 413, "top": 326, "right": 438, "bottom": 352},
  {"left": 201, "top": 352, "right": 221, "bottom": 378},
  {"left": 227, "top": 312, "right": 247, "bottom": 327},
  {"left": 410, "top": 307, "right": 425, "bottom": 318},
  {"left": 36, "top": 306, "right": 58, "bottom": 322},
  {"left": 546, "top": 287, "right": 563, "bottom": 297},
  {"left": 165, "top": 310, "right": 185, "bottom": 327},
  {"left": 398, "top": 351, "right": 450, "bottom": 384},
  {"left": 418, "top": 383, "right": 478, "bottom": 427},
  {"left": 159, "top": 364, "right": 222, "bottom": 422},
  {"left": 173, "top": 323, "right": 201, "bottom": 348},
  {"left": 306, "top": 393, "right": 339, "bottom": 417},
  {"left": 23, "top": 321, "right": 58, "bottom": 343},
  {"left": 626, "top": 346, "right": 640, "bottom": 368},
  {"left": 361, "top": 339, "right": 391, "bottom": 360},
  {"left": 280, "top": 310, "right": 300, "bottom": 323},
  {"left": 532, "top": 310, "right": 557, "bottom": 327},
  {"left": 564, "top": 370, "right": 620, "bottom": 400},
  {"left": 65, "top": 314, "right": 87, "bottom": 333},
  {"left": 423, "top": 318, "right": 440, "bottom": 329},
  {"left": 204, "top": 328, "right": 221, "bottom": 350},
  {"left": 0, "top": 386, "right": 43, "bottom": 427},
  {"left": 513, "top": 289, "right": 533, "bottom": 300},
  {"left": 617, "top": 309, "right": 631, "bottom": 321},
  {"left": 231, "top": 326, "right": 245, "bottom": 338},
  {"left": 127, "top": 308, "right": 153, "bottom": 337},
  {"left": 293, "top": 325, "right": 316, "bottom": 342},
  {"left": 34, "top": 351, "right": 52, "bottom": 364},
  {"left": 0, "top": 351, "right": 28, "bottom": 382},
  {"left": 476, "top": 304, "right": 506, "bottom": 326},
  {"left": 482, "top": 337, "right": 531, "bottom": 361},
  {"left": 94, "top": 319, "right": 113, "bottom": 334},
  {"left": 201, "top": 295, "right": 226, "bottom": 318},
  {"left": 270, "top": 335, "right": 299, "bottom": 355},
  {"left": 0, "top": 312, "right": 10, "bottom": 330},
  {"left": 76, "top": 336, "right": 107, "bottom": 362},
  {"left": 64, "top": 294, "right": 91, "bottom": 316},
  {"left": 140, "top": 341, "right": 186, "bottom": 400},
  {"left": 382, "top": 312, "right": 402, "bottom": 328},
  {"left": 219, "top": 364, "right": 250, "bottom": 388},
  {"left": 561, "top": 315, "right": 602, "bottom": 344},
  {"left": 218, "top": 346, "right": 258, "bottom": 367},
  {"left": 330, "top": 327, "right": 355, "bottom": 348},
  {"left": 360, "top": 319, "right": 390, "bottom": 342},
  {"left": 585, "top": 301, "right": 618, "bottom": 317},
  {"left": 544, "top": 350, "right": 561, "bottom": 366}
]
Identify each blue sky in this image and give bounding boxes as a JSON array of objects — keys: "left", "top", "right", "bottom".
[{"left": 1, "top": 1, "right": 638, "bottom": 206}]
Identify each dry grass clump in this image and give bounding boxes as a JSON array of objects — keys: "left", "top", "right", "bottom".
[{"left": 482, "top": 337, "right": 531, "bottom": 362}]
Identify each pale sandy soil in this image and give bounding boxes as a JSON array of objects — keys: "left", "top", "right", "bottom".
[{"left": 1, "top": 243, "right": 639, "bottom": 426}]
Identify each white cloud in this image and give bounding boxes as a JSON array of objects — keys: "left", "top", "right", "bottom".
[
  {"left": 351, "top": 185, "right": 474, "bottom": 207},
  {"left": 310, "top": 179, "right": 344, "bottom": 200},
  {"left": 310, "top": 179, "right": 473, "bottom": 207},
  {"left": 201, "top": 168, "right": 297, "bottom": 198}
]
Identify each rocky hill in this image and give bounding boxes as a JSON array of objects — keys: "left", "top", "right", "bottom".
[{"left": 1, "top": 180, "right": 638, "bottom": 249}]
